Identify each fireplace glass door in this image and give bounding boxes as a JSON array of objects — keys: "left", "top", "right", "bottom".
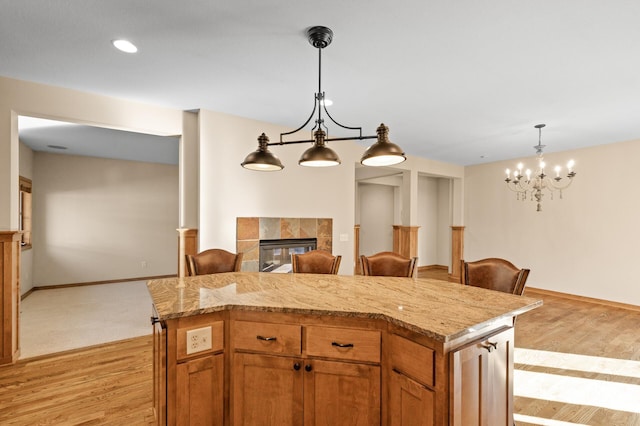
[{"left": 259, "top": 238, "right": 317, "bottom": 272}]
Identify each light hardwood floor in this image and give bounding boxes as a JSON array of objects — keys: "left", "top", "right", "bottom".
[
  {"left": 0, "top": 336, "right": 155, "bottom": 425},
  {"left": 514, "top": 289, "right": 640, "bottom": 426},
  {"left": 1, "top": 273, "right": 638, "bottom": 425}
]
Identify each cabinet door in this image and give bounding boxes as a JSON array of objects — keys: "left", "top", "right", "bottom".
[
  {"left": 389, "top": 371, "right": 435, "bottom": 426},
  {"left": 450, "top": 327, "right": 514, "bottom": 426},
  {"left": 233, "top": 353, "right": 304, "bottom": 426},
  {"left": 304, "top": 359, "right": 380, "bottom": 426},
  {"left": 176, "top": 353, "right": 224, "bottom": 426}
]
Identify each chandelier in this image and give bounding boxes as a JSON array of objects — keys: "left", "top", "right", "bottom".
[
  {"left": 504, "top": 124, "right": 576, "bottom": 211},
  {"left": 241, "top": 26, "right": 406, "bottom": 171}
]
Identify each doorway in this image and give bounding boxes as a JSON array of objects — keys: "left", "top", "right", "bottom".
[{"left": 18, "top": 116, "right": 180, "bottom": 358}]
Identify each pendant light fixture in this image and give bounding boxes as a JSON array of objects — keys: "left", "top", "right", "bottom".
[{"left": 241, "top": 26, "right": 406, "bottom": 171}]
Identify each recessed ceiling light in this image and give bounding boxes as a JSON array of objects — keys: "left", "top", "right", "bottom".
[{"left": 112, "top": 39, "right": 138, "bottom": 53}]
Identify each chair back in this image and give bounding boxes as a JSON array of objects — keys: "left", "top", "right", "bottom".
[
  {"left": 186, "top": 248, "right": 243, "bottom": 276},
  {"left": 462, "top": 257, "right": 529, "bottom": 295},
  {"left": 360, "top": 251, "right": 417, "bottom": 278},
  {"left": 291, "top": 250, "right": 341, "bottom": 274}
]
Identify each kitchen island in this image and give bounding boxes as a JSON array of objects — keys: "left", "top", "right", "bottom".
[{"left": 147, "top": 272, "right": 542, "bottom": 425}]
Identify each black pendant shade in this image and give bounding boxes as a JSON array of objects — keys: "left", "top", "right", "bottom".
[
  {"left": 240, "top": 133, "right": 284, "bottom": 171},
  {"left": 360, "top": 124, "right": 406, "bottom": 166}
]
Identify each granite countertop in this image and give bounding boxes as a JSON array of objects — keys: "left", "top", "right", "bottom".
[{"left": 147, "top": 272, "right": 542, "bottom": 343}]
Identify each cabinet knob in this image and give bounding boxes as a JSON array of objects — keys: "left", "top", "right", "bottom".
[
  {"left": 293, "top": 363, "right": 301, "bottom": 371},
  {"left": 304, "top": 364, "right": 313, "bottom": 372}
]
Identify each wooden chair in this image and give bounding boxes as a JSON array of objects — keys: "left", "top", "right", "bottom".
[
  {"left": 461, "top": 258, "right": 530, "bottom": 295},
  {"left": 291, "top": 250, "right": 341, "bottom": 274},
  {"left": 360, "top": 251, "right": 417, "bottom": 278},
  {"left": 186, "top": 248, "right": 243, "bottom": 276}
]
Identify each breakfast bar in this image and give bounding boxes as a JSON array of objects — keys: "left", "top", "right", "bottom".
[{"left": 147, "top": 272, "right": 542, "bottom": 425}]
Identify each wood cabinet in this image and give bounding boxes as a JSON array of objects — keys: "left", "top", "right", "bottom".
[
  {"left": 157, "top": 314, "right": 225, "bottom": 426},
  {"left": 155, "top": 313, "right": 518, "bottom": 425},
  {"left": 233, "top": 353, "right": 303, "bottom": 425},
  {"left": 231, "top": 316, "right": 381, "bottom": 426},
  {"left": 388, "top": 334, "right": 438, "bottom": 425},
  {"left": 450, "top": 327, "right": 515, "bottom": 426},
  {"left": 305, "top": 359, "right": 380, "bottom": 426},
  {"left": 232, "top": 354, "right": 380, "bottom": 426},
  {"left": 176, "top": 353, "right": 224, "bottom": 425},
  {"left": 389, "top": 371, "right": 435, "bottom": 426},
  {"left": 155, "top": 311, "right": 519, "bottom": 426}
]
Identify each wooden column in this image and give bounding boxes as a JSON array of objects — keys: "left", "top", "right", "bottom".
[
  {"left": 449, "top": 226, "right": 465, "bottom": 283},
  {"left": 392, "top": 225, "right": 420, "bottom": 259},
  {"left": 177, "top": 228, "right": 198, "bottom": 278},
  {"left": 0, "top": 231, "right": 21, "bottom": 365}
]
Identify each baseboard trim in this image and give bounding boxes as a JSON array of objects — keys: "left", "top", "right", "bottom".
[
  {"left": 526, "top": 287, "right": 640, "bottom": 313},
  {"left": 20, "top": 287, "right": 35, "bottom": 301},
  {"left": 28, "top": 275, "right": 176, "bottom": 293},
  {"left": 418, "top": 264, "right": 448, "bottom": 272}
]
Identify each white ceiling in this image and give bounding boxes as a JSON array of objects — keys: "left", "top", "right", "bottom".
[
  {"left": 3, "top": 0, "right": 640, "bottom": 166},
  {"left": 18, "top": 117, "right": 180, "bottom": 164}
]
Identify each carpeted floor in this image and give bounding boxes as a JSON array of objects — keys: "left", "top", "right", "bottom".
[{"left": 19, "top": 281, "right": 153, "bottom": 359}]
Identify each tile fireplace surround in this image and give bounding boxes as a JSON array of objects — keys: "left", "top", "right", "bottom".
[{"left": 236, "top": 217, "right": 333, "bottom": 272}]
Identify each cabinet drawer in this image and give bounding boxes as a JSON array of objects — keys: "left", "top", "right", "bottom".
[
  {"left": 232, "top": 320, "right": 302, "bottom": 355},
  {"left": 389, "top": 334, "right": 435, "bottom": 387},
  {"left": 305, "top": 325, "right": 381, "bottom": 363}
]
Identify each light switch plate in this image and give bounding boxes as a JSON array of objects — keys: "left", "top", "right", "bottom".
[{"left": 186, "top": 326, "right": 212, "bottom": 355}]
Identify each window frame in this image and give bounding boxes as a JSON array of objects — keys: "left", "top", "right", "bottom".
[{"left": 19, "top": 176, "right": 32, "bottom": 250}]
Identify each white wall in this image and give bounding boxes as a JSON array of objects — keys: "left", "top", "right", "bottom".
[
  {"left": 437, "top": 178, "right": 451, "bottom": 267},
  {"left": 0, "top": 76, "right": 182, "bottom": 231},
  {"left": 196, "top": 109, "right": 362, "bottom": 274},
  {"left": 416, "top": 176, "right": 452, "bottom": 269},
  {"left": 464, "top": 139, "right": 640, "bottom": 305},
  {"left": 418, "top": 176, "right": 438, "bottom": 265},
  {"left": 1, "top": 77, "right": 465, "bottom": 283},
  {"left": 0, "top": 76, "right": 183, "bottom": 292},
  {"left": 32, "top": 153, "right": 179, "bottom": 286},
  {"left": 359, "top": 183, "right": 395, "bottom": 256}
]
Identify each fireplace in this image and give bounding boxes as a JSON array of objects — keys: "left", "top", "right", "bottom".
[
  {"left": 237, "top": 217, "right": 333, "bottom": 272},
  {"left": 259, "top": 238, "right": 317, "bottom": 272}
]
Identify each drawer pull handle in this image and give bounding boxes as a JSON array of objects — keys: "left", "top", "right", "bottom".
[
  {"left": 331, "top": 341, "right": 354, "bottom": 348},
  {"left": 256, "top": 335, "right": 277, "bottom": 342},
  {"left": 482, "top": 341, "right": 498, "bottom": 352},
  {"left": 150, "top": 316, "right": 160, "bottom": 325}
]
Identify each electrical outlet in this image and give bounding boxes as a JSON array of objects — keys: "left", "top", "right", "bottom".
[
  {"left": 141, "top": 260, "right": 148, "bottom": 269},
  {"left": 186, "top": 326, "right": 212, "bottom": 355}
]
